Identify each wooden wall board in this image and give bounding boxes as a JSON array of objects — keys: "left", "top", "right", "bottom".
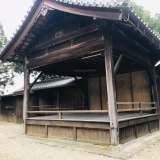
[
  {"left": 26, "top": 119, "right": 110, "bottom": 145},
  {"left": 88, "top": 77, "right": 101, "bottom": 110},
  {"left": 48, "top": 126, "right": 73, "bottom": 140},
  {"left": 101, "top": 76, "right": 108, "bottom": 110},
  {"left": 87, "top": 70, "right": 152, "bottom": 111},
  {"left": 15, "top": 95, "right": 23, "bottom": 123},
  {"left": 77, "top": 128, "right": 110, "bottom": 145},
  {"left": 149, "top": 120, "right": 159, "bottom": 133},
  {"left": 0, "top": 97, "right": 16, "bottom": 123},
  {"left": 116, "top": 73, "right": 132, "bottom": 109},
  {"left": 132, "top": 71, "right": 151, "bottom": 108},
  {"left": 27, "top": 125, "right": 45, "bottom": 137},
  {"left": 136, "top": 122, "right": 149, "bottom": 137},
  {"left": 119, "top": 119, "right": 159, "bottom": 143}
]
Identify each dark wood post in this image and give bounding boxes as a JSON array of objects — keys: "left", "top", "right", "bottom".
[
  {"left": 23, "top": 55, "right": 30, "bottom": 134},
  {"left": 104, "top": 30, "right": 119, "bottom": 146},
  {"left": 152, "top": 66, "right": 160, "bottom": 128}
]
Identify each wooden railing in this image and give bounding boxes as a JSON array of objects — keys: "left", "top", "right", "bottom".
[
  {"left": 27, "top": 102, "right": 157, "bottom": 119},
  {"left": 117, "top": 102, "right": 157, "bottom": 116},
  {"left": 29, "top": 104, "right": 85, "bottom": 110}
]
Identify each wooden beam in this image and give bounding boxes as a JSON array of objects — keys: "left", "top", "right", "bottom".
[
  {"left": 114, "top": 54, "right": 124, "bottom": 74},
  {"left": 112, "top": 26, "right": 152, "bottom": 67},
  {"left": 30, "top": 72, "right": 43, "bottom": 90},
  {"left": 23, "top": 55, "right": 30, "bottom": 134},
  {"left": 104, "top": 29, "right": 119, "bottom": 146},
  {"left": 27, "top": 37, "right": 104, "bottom": 70},
  {"left": 30, "top": 28, "right": 42, "bottom": 36},
  {"left": 27, "top": 24, "right": 100, "bottom": 54},
  {"left": 44, "top": 0, "right": 122, "bottom": 21},
  {"left": 42, "top": 15, "right": 78, "bottom": 33}
]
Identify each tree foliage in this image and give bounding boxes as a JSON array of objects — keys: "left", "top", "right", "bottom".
[
  {"left": 116, "top": 0, "right": 160, "bottom": 36},
  {"left": 130, "top": 1, "right": 160, "bottom": 36},
  {"left": 11, "top": 62, "right": 23, "bottom": 74},
  {"left": 0, "top": 22, "right": 7, "bottom": 51},
  {"left": 0, "top": 22, "right": 15, "bottom": 93}
]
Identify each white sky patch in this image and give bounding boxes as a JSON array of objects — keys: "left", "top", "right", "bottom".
[
  {"left": 0, "top": 0, "right": 34, "bottom": 39},
  {"left": 133, "top": 0, "right": 160, "bottom": 16}
]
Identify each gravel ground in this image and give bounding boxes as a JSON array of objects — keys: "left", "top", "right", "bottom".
[
  {"left": 128, "top": 140, "right": 160, "bottom": 160},
  {"left": 0, "top": 122, "right": 114, "bottom": 160},
  {"left": 0, "top": 122, "right": 160, "bottom": 160}
]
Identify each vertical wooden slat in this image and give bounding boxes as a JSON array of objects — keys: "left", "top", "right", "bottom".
[
  {"left": 134, "top": 125, "right": 137, "bottom": 138},
  {"left": 104, "top": 31, "right": 119, "bottom": 146},
  {"left": 116, "top": 73, "right": 132, "bottom": 109},
  {"left": 57, "top": 89, "right": 60, "bottom": 108},
  {"left": 88, "top": 77, "right": 101, "bottom": 110},
  {"left": 132, "top": 71, "right": 151, "bottom": 109},
  {"left": 130, "top": 72, "right": 134, "bottom": 109},
  {"left": 99, "top": 77, "right": 103, "bottom": 110},
  {"left": 84, "top": 79, "right": 89, "bottom": 110},
  {"left": 101, "top": 76, "right": 108, "bottom": 110},
  {"left": 73, "top": 127, "right": 77, "bottom": 141},
  {"left": 45, "top": 125, "right": 48, "bottom": 138},
  {"left": 23, "top": 55, "right": 30, "bottom": 134}
]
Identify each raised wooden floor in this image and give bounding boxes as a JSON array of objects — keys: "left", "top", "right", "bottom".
[{"left": 26, "top": 113, "right": 159, "bottom": 145}]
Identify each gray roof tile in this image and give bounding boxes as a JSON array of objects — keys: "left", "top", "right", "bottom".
[
  {"left": 55, "top": 0, "right": 120, "bottom": 8},
  {"left": 13, "top": 77, "right": 77, "bottom": 95}
]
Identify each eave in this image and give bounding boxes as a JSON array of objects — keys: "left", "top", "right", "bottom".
[{"left": 1, "top": 0, "right": 160, "bottom": 64}]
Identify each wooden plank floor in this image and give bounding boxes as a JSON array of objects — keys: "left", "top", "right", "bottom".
[{"left": 28, "top": 113, "right": 156, "bottom": 122}]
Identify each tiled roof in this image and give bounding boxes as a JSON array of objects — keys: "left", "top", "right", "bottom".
[
  {"left": 0, "top": 0, "right": 160, "bottom": 60},
  {"left": 55, "top": 0, "right": 122, "bottom": 8},
  {"left": 13, "top": 77, "right": 77, "bottom": 95},
  {"left": 31, "top": 77, "right": 76, "bottom": 90}
]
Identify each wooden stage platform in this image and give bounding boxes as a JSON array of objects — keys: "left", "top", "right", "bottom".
[
  {"left": 26, "top": 112, "right": 159, "bottom": 145},
  {"left": 29, "top": 112, "right": 156, "bottom": 122}
]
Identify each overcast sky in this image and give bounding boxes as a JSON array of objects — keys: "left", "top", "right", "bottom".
[{"left": 0, "top": 0, "right": 160, "bottom": 39}]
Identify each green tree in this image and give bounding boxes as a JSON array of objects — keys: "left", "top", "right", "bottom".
[
  {"left": 0, "top": 22, "right": 7, "bottom": 50},
  {"left": 0, "top": 22, "right": 14, "bottom": 93},
  {"left": 129, "top": 1, "right": 160, "bottom": 36},
  {"left": 116, "top": 0, "right": 160, "bottom": 36}
]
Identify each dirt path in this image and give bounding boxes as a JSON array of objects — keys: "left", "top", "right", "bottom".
[{"left": 0, "top": 122, "right": 160, "bottom": 160}]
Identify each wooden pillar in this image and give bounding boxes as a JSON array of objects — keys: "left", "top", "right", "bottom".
[
  {"left": 152, "top": 66, "right": 160, "bottom": 128},
  {"left": 23, "top": 55, "right": 30, "bottom": 134},
  {"left": 104, "top": 31, "right": 119, "bottom": 146}
]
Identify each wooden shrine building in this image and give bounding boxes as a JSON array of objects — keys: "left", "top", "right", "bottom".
[
  {"left": 1, "top": 0, "right": 160, "bottom": 146},
  {"left": 0, "top": 77, "right": 81, "bottom": 123}
]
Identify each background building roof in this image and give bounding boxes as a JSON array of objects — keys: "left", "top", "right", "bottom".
[{"left": 2, "top": 77, "right": 78, "bottom": 96}]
